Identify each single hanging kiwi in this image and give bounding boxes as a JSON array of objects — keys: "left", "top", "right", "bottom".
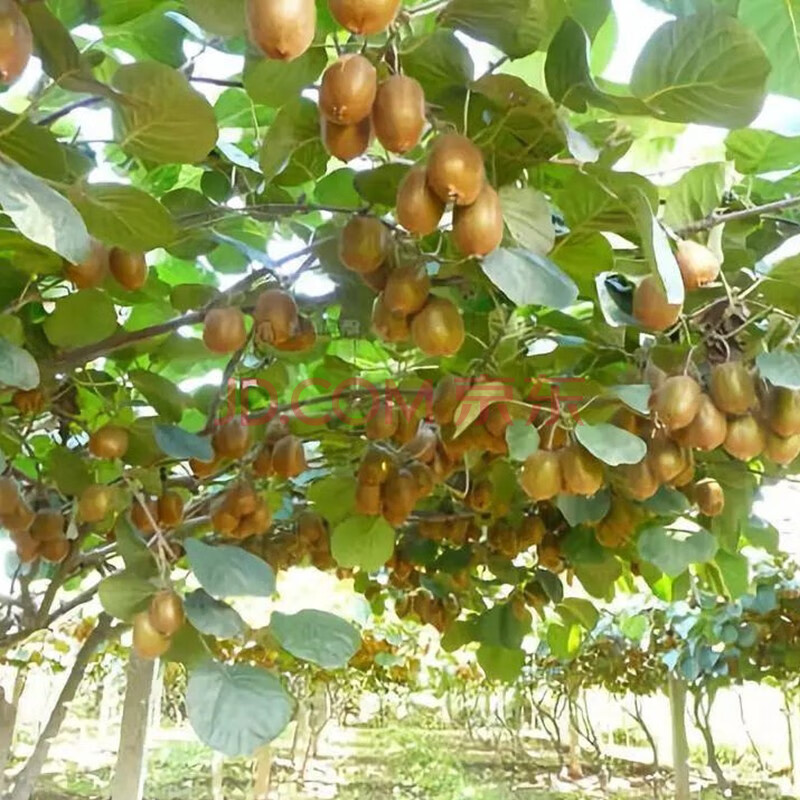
[
  {"left": 339, "top": 216, "right": 390, "bottom": 273},
  {"left": 632, "top": 275, "right": 682, "bottom": 331},
  {"left": 246, "top": 0, "right": 316, "bottom": 61},
  {"left": 384, "top": 264, "right": 431, "bottom": 315},
  {"left": 710, "top": 361, "right": 756, "bottom": 416},
  {"left": 319, "top": 54, "right": 377, "bottom": 125},
  {"left": 254, "top": 288, "right": 298, "bottom": 345},
  {"left": 410, "top": 296, "right": 465, "bottom": 357},
  {"left": 396, "top": 166, "right": 444, "bottom": 236},
  {"left": 372, "top": 75, "right": 426, "bottom": 154},
  {"left": 89, "top": 425, "right": 129, "bottom": 459},
  {"left": 328, "top": 0, "right": 400, "bottom": 34},
  {"left": 203, "top": 307, "right": 247, "bottom": 354},
  {"left": 765, "top": 430, "right": 800, "bottom": 466},
  {"left": 723, "top": 414, "right": 766, "bottom": 461},
  {"left": 452, "top": 183, "right": 503, "bottom": 256},
  {"left": 647, "top": 435, "right": 686, "bottom": 483},
  {"left": 671, "top": 394, "right": 727, "bottom": 451},
  {"left": 560, "top": 445, "right": 604, "bottom": 497},
  {"left": 272, "top": 434, "right": 307, "bottom": 478},
  {"left": 614, "top": 459, "right": 659, "bottom": 501},
  {"left": 212, "top": 418, "right": 251, "bottom": 460},
  {"left": 371, "top": 293, "right": 410, "bottom": 343},
  {"left": 133, "top": 611, "right": 172, "bottom": 660},
  {"left": 321, "top": 116, "right": 373, "bottom": 161},
  {"left": 693, "top": 478, "right": 725, "bottom": 517},
  {"left": 148, "top": 590, "right": 185, "bottom": 637},
  {"left": 0, "top": 0, "right": 32, "bottom": 85},
  {"left": 433, "top": 375, "right": 470, "bottom": 426},
  {"left": 426, "top": 134, "right": 485, "bottom": 206},
  {"left": 650, "top": 375, "right": 702, "bottom": 432},
  {"left": 519, "top": 450, "right": 562, "bottom": 501},
  {"left": 64, "top": 240, "right": 108, "bottom": 289},
  {"left": 78, "top": 485, "right": 113, "bottom": 524},
  {"left": 767, "top": 386, "right": 800, "bottom": 438},
  {"left": 273, "top": 315, "right": 316, "bottom": 352},
  {"left": 109, "top": 248, "right": 147, "bottom": 291},
  {"left": 676, "top": 240, "right": 721, "bottom": 290}
]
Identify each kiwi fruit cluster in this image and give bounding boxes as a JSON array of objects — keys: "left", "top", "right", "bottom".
[
  {"left": 633, "top": 240, "right": 720, "bottom": 331},
  {"left": 396, "top": 133, "right": 503, "bottom": 258},
  {"left": 247, "top": 510, "right": 334, "bottom": 571},
  {"left": 211, "top": 481, "right": 273, "bottom": 540},
  {"left": 64, "top": 241, "right": 148, "bottom": 292},
  {"left": 133, "top": 590, "right": 184, "bottom": 660},
  {"left": 0, "top": 0, "right": 31, "bottom": 85},
  {"left": 0, "top": 478, "right": 67, "bottom": 564},
  {"left": 394, "top": 587, "right": 459, "bottom": 633},
  {"left": 130, "top": 491, "right": 185, "bottom": 534}
]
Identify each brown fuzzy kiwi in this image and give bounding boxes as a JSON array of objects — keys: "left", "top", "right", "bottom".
[
  {"left": 371, "top": 293, "right": 410, "bottom": 343},
  {"left": 560, "top": 445, "right": 604, "bottom": 497},
  {"left": 372, "top": 75, "right": 426, "bottom": 154},
  {"left": 212, "top": 418, "right": 251, "bottom": 460},
  {"left": 365, "top": 400, "right": 399, "bottom": 440},
  {"left": 297, "top": 511, "right": 326, "bottom": 544},
  {"left": 671, "top": 394, "right": 727, "bottom": 451},
  {"left": 518, "top": 515, "right": 546, "bottom": 549},
  {"left": 452, "top": 183, "right": 503, "bottom": 257},
  {"left": 246, "top": 0, "right": 315, "bottom": 61},
  {"left": 676, "top": 240, "right": 721, "bottom": 289},
  {"left": 89, "top": 425, "right": 129, "bottom": 459},
  {"left": 254, "top": 288, "right": 299, "bottom": 345},
  {"left": 520, "top": 450, "right": 562, "bottom": 501},
  {"left": 339, "top": 216, "right": 390, "bottom": 274},
  {"left": 65, "top": 240, "right": 108, "bottom": 289},
  {"left": 271, "top": 435, "right": 306, "bottom": 478},
  {"left": 358, "top": 445, "right": 393, "bottom": 485},
  {"left": 321, "top": 116, "right": 373, "bottom": 161},
  {"left": 410, "top": 296, "right": 465, "bottom": 357},
  {"left": 190, "top": 456, "right": 218, "bottom": 478},
  {"left": 131, "top": 497, "right": 158, "bottom": 534},
  {"left": 723, "top": 414, "right": 766, "bottom": 461},
  {"left": 537, "top": 534, "right": 563, "bottom": 572},
  {"left": 272, "top": 315, "right": 316, "bottom": 353},
  {"left": 693, "top": 478, "right": 725, "bottom": 517},
  {"left": 382, "top": 469, "right": 417, "bottom": 526},
  {"left": 2, "top": 500, "right": 33, "bottom": 534},
  {"left": 767, "top": 387, "right": 800, "bottom": 438},
  {"left": 30, "top": 510, "right": 65, "bottom": 543},
  {"left": 765, "top": 431, "right": 800, "bottom": 466},
  {"left": 252, "top": 445, "right": 274, "bottom": 477},
  {"left": 79, "top": 485, "right": 113, "bottom": 524},
  {"left": 483, "top": 402, "right": 512, "bottom": 439},
  {"left": 408, "top": 461, "right": 435, "bottom": 498},
  {"left": 433, "top": 375, "right": 470, "bottom": 426},
  {"left": 223, "top": 484, "right": 259, "bottom": 517},
  {"left": 426, "top": 134, "right": 485, "bottom": 206},
  {"left": 0, "top": 476, "right": 19, "bottom": 515},
  {"left": 614, "top": 459, "right": 659, "bottom": 501},
  {"left": 133, "top": 611, "right": 172, "bottom": 660},
  {"left": 633, "top": 275, "right": 682, "bottom": 331},
  {"left": 39, "top": 537, "right": 70, "bottom": 564},
  {"left": 647, "top": 436, "right": 686, "bottom": 484},
  {"left": 109, "top": 248, "right": 147, "bottom": 291},
  {"left": 265, "top": 417, "right": 291, "bottom": 445},
  {"left": 396, "top": 166, "right": 445, "bottom": 236},
  {"left": 13, "top": 530, "right": 39, "bottom": 563},
  {"left": 671, "top": 453, "right": 696, "bottom": 488},
  {"left": 596, "top": 498, "right": 640, "bottom": 548},
  {"left": 319, "top": 54, "right": 377, "bottom": 125},
  {"left": 148, "top": 590, "right": 185, "bottom": 637},
  {"left": 361, "top": 262, "right": 392, "bottom": 293},
  {"left": 355, "top": 481, "right": 382, "bottom": 515},
  {"left": 328, "top": 0, "right": 400, "bottom": 34},
  {"left": 0, "top": 0, "right": 32, "bottom": 85},
  {"left": 710, "top": 362, "right": 756, "bottom": 416},
  {"left": 384, "top": 264, "right": 431, "bottom": 315},
  {"left": 203, "top": 307, "right": 247, "bottom": 354},
  {"left": 12, "top": 388, "right": 44, "bottom": 416},
  {"left": 467, "top": 479, "right": 493, "bottom": 513},
  {"left": 157, "top": 492, "right": 184, "bottom": 528},
  {"left": 650, "top": 375, "right": 702, "bottom": 432}
]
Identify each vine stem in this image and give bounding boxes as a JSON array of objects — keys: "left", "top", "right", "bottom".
[{"left": 678, "top": 194, "right": 800, "bottom": 235}]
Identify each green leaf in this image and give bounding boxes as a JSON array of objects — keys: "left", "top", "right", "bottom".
[
  {"left": 0, "top": 110, "right": 68, "bottom": 182},
  {"left": 505, "top": 419, "right": 540, "bottom": 461},
  {"left": 612, "top": 385, "right": 651, "bottom": 415},
  {"left": 307, "top": 473, "right": 357, "bottom": 525},
  {"left": 547, "top": 621, "right": 583, "bottom": 659},
  {"left": 574, "top": 554, "right": 622, "bottom": 599},
  {"left": 499, "top": 186, "right": 555, "bottom": 256},
  {"left": 477, "top": 645, "right": 525, "bottom": 682},
  {"left": 354, "top": 164, "right": 409, "bottom": 207},
  {"left": 187, "top": 660, "right": 293, "bottom": 756},
  {"left": 620, "top": 614, "right": 648, "bottom": 641},
  {"left": 477, "top": 603, "right": 531, "bottom": 649},
  {"left": 259, "top": 98, "right": 321, "bottom": 184},
  {"left": 643, "top": 485, "right": 690, "bottom": 516},
  {"left": 401, "top": 29, "right": 473, "bottom": 103},
  {"left": 185, "top": 0, "right": 246, "bottom": 36},
  {"left": 725, "top": 129, "right": 800, "bottom": 174},
  {"left": 453, "top": 381, "right": 512, "bottom": 437},
  {"left": 270, "top": 610, "right": 361, "bottom": 669},
  {"left": 331, "top": 515, "right": 395, "bottom": 572},
  {"left": 575, "top": 423, "right": 646, "bottom": 466},
  {"left": 185, "top": 539, "right": 277, "bottom": 598},
  {"left": 744, "top": 516, "right": 779, "bottom": 553},
  {"left": 116, "top": 517, "right": 159, "bottom": 578},
  {"left": 715, "top": 550, "right": 749, "bottom": 600},
  {"left": 112, "top": 62, "right": 219, "bottom": 164},
  {"left": 637, "top": 526, "right": 719, "bottom": 577},
  {"left": 44, "top": 289, "right": 117, "bottom": 348},
  {"left": 662, "top": 163, "right": 726, "bottom": 230},
  {"left": 556, "top": 597, "right": 599, "bottom": 630},
  {"left": 154, "top": 424, "right": 214, "bottom": 461},
  {"left": 556, "top": 491, "right": 610, "bottom": 526},
  {"left": 0, "top": 158, "right": 90, "bottom": 264},
  {"left": 0, "top": 340, "right": 39, "bottom": 390},
  {"left": 48, "top": 448, "right": 92, "bottom": 496},
  {"left": 185, "top": 589, "right": 247, "bottom": 639},
  {"left": 130, "top": 370, "right": 187, "bottom": 423},
  {"left": 630, "top": 12, "right": 770, "bottom": 127},
  {"left": 71, "top": 183, "right": 177, "bottom": 251},
  {"left": 482, "top": 248, "right": 579, "bottom": 309},
  {"left": 244, "top": 49, "right": 327, "bottom": 108},
  {"left": 98, "top": 571, "right": 156, "bottom": 621},
  {"left": 756, "top": 351, "right": 800, "bottom": 390}
]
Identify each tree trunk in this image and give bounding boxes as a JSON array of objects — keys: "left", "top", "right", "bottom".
[
  {"left": 110, "top": 652, "right": 158, "bottom": 800},
  {"left": 0, "top": 671, "right": 25, "bottom": 797},
  {"left": 210, "top": 751, "right": 224, "bottom": 800},
  {"left": 786, "top": 691, "right": 800, "bottom": 794},
  {"left": 252, "top": 746, "right": 273, "bottom": 800},
  {"left": 668, "top": 676, "right": 690, "bottom": 800},
  {"left": 9, "top": 615, "right": 112, "bottom": 800},
  {"left": 692, "top": 688, "right": 729, "bottom": 793}
]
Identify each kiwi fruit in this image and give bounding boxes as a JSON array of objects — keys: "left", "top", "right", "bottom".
[
  {"left": 382, "top": 469, "right": 417, "bottom": 526},
  {"left": 676, "top": 240, "right": 721, "bottom": 290},
  {"left": 0, "top": 0, "right": 31, "bottom": 84},
  {"left": 358, "top": 445, "right": 393, "bottom": 485},
  {"left": 467, "top": 479, "right": 493, "bottom": 512},
  {"left": 693, "top": 478, "right": 725, "bottom": 517},
  {"left": 433, "top": 375, "right": 469, "bottom": 425},
  {"left": 79, "top": 485, "right": 113, "bottom": 524},
  {"left": 561, "top": 445, "right": 604, "bottom": 497},
  {"left": 365, "top": 400, "right": 399, "bottom": 440},
  {"left": 246, "top": 0, "right": 315, "bottom": 61},
  {"left": 765, "top": 431, "right": 800, "bottom": 466},
  {"left": 372, "top": 75, "right": 426, "bottom": 154},
  {"left": 321, "top": 116, "right": 373, "bottom": 161},
  {"left": 2, "top": 500, "right": 33, "bottom": 534},
  {"left": 723, "top": 414, "right": 766, "bottom": 461},
  {"left": 133, "top": 611, "right": 172, "bottom": 660},
  {"left": 0, "top": 476, "right": 19, "bottom": 514},
  {"left": 633, "top": 275, "right": 682, "bottom": 331},
  {"left": 253, "top": 445, "right": 274, "bottom": 478},
  {"left": 190, "top": 456, "right": 218, "bottom": 478},
  {"left": 596, "top": 498, "right": 640, "bottom": 547},
  {"left": 483, "top": 402, "right": 512, "bottom": 438},
  {"left": 410, "top": 297, "right": 465, "bottom": 357},
  {"left": 65, "top": 240, "right": 108, "bottom": 289},
  {"left": 518, "top": 515, "right": 546, "bottom": 549},
  {"left": 319, "top": 54, "right": 377, "bottom": 125},
  {"left": 254, "top": 289, "right": 298, "bottom": 345},
  {"left": 396, "top": 166, "right": 445, "bottom": 236},
  {"left": 452, "top": 183, "right": 503, "bottom": 257},
  {"left": 30, "top": 510, "right": 65, "bottom": 543},
  {"left": 408, "top": 461, "right": 435, "bottom": 499},
  {"left": 271, "top": 434, "right": 306, "bottom": 478},
  {"left": 328, "top": 0, "right": 400, "bottom": 34},
  {"left": 12, "top": 388, "right": 44, "bottom": 416},
  {"left": 361, "top": 262, "right": 391, "bottom": 293},
  {"left": 426, "top": 134, "right": 485, "bottom": 206},
  {"left": 212, "top": 419, "right": 251, "bottom": 460},
  {"left": 650, "top": 375, "right": 701, "bottom": 432},
  {"left": 297, "top": 511, "right": 326, "bottom": 544},
  {"left": 671, "top": 394, "right": 727, "bottom": 451},
  {"left": 109, "top": 248, "right": 147, "bottom": 291},
  {"left": 131, "top": 497, "right": 158, "bottom": 534},
  {"left": 671, "top": 454, "right": 695, "bottom": 488},
  {"left": 212, "top": 507, "right": 238, "bottom": 535},
  {"left": 647, "top": 436, "right": 685, "bottom": 483},
  {"left": 537, "top": 534, "right": 563, "bottom": 572},
  {"left": 710, "top": 362, "right": 756, "bottom": 416},
  {"left": 223, "top": 484, "right": 259, "bottom": 517},
  {"left": 265, "top": 417, "right": 291, "bottom": 445},
  {"left": 384, "top": 264, "right": 431, "bottom": 315},
  {"left": 40, "top": 538, "right": 70, "bottom": 564},
  {"left": 371, "top": 293, "right": 410, "bottom": 343},
  {"left": 355, "top": 481, "right": 382, "bottom": 515},
  {"left": 13, "top": 531, "right": 39, "bottom": 564},
  {"left": 203, "top": 307, "right": 247, "bottom": 354},
  {"left": 148, "top": 590, "right": 185, "bottom": 637},
  {"left": 89, "top": 425, "right": 129, "bottom": 459},
  {"left": 339, "top": 216, "right": 390, "bottom": 274},
  {"left": 157, "top": 492, "right": 184, "bottom": 528},
  {"left": 520, "top": 450, "right": 562, "bottom": 501},
  {"left": 767, "top": 387, "right": 800, "bottom": 438}
]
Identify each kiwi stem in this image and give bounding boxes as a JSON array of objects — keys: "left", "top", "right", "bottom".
[
  {"left": 202, "top": 330, "right": 255, "bottom": 435},
  {"left": 36, "top": 96, "right": 104, "bottom": 126},
  {"left": 678, "top": 194, "right": 800, "bottom": 235}
]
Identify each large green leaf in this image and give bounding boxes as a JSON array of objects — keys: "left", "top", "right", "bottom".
[
  {"left": 154, "top": 424, "right": 214, "bottom": 461},
  {"left": 185, "top": 590, "right": 247, "bottom": 639},
  {"left": 637, "top": 526, "right": 719, "bottom": 577},
  {"left": 98, "top": 571, "right": 156, "bottom": 621},
  {"left": 477, "top": 603, "right": 531, "bottom": 649},
  {"left": 130, "top": 370, "right": 187, "bottom": 423},
  {"left": 270, "top": 610, "right": 361, "bottom": 669},
  {"left": 662, "top": 163, "right": 726, "bottom": 230},
  {"left": 44, "top": 289, "right": 117, "bottom": 348},
  {"left": 307, "top": 473, "right": 357, "bottom": 525},
  {"left": 726, "top": 129, "right": 800, "bottom": 174},
  {"left": 401, "top": 29, "right": 473, "bottom": 102},
  {"left": 259, "top": 98, "right": 322, "bottom": 184},
  {"left": 477, "top": 645, "right": 525, "bottom": 682},
  {"left": 332, "top": 515, "right": 395, "bottom": 572},
  {"left": 185, "top": 539, "right": 277, "bottom": 598},
  {"left": 556, "top": 491, "right": 610, "bottom": 526},
  {"left": 630, "top": 12, "right": 770, "bottom": 127},
  {"left": 756, "top": 351, "right": 800, "bottom": 390},
  {"left": 556, "top": 597, "right": 599, "bottom": 630},
  {"left": 499, "top": 186, "right": 555, "bottom": 256},
  {"left": 187, "top": 660, "right": 293, "bottom": 756},
  {"left": 505, "top": 419, "right": 540, "bottom": 462},
  {"left": 0, "top": 340, "right": 39, "bottom": 390},
  {"left": 0, "top": 110, "right": 68, "bottom": 182},
  {"left": 575, "top": 423, "right": 647, "bottom": 466},
  {"left": 244, "top": 50, "right": 327, "bottom": 108},
  {"left": 185, "top": 0, "right": 246, "bottom": 36}
]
